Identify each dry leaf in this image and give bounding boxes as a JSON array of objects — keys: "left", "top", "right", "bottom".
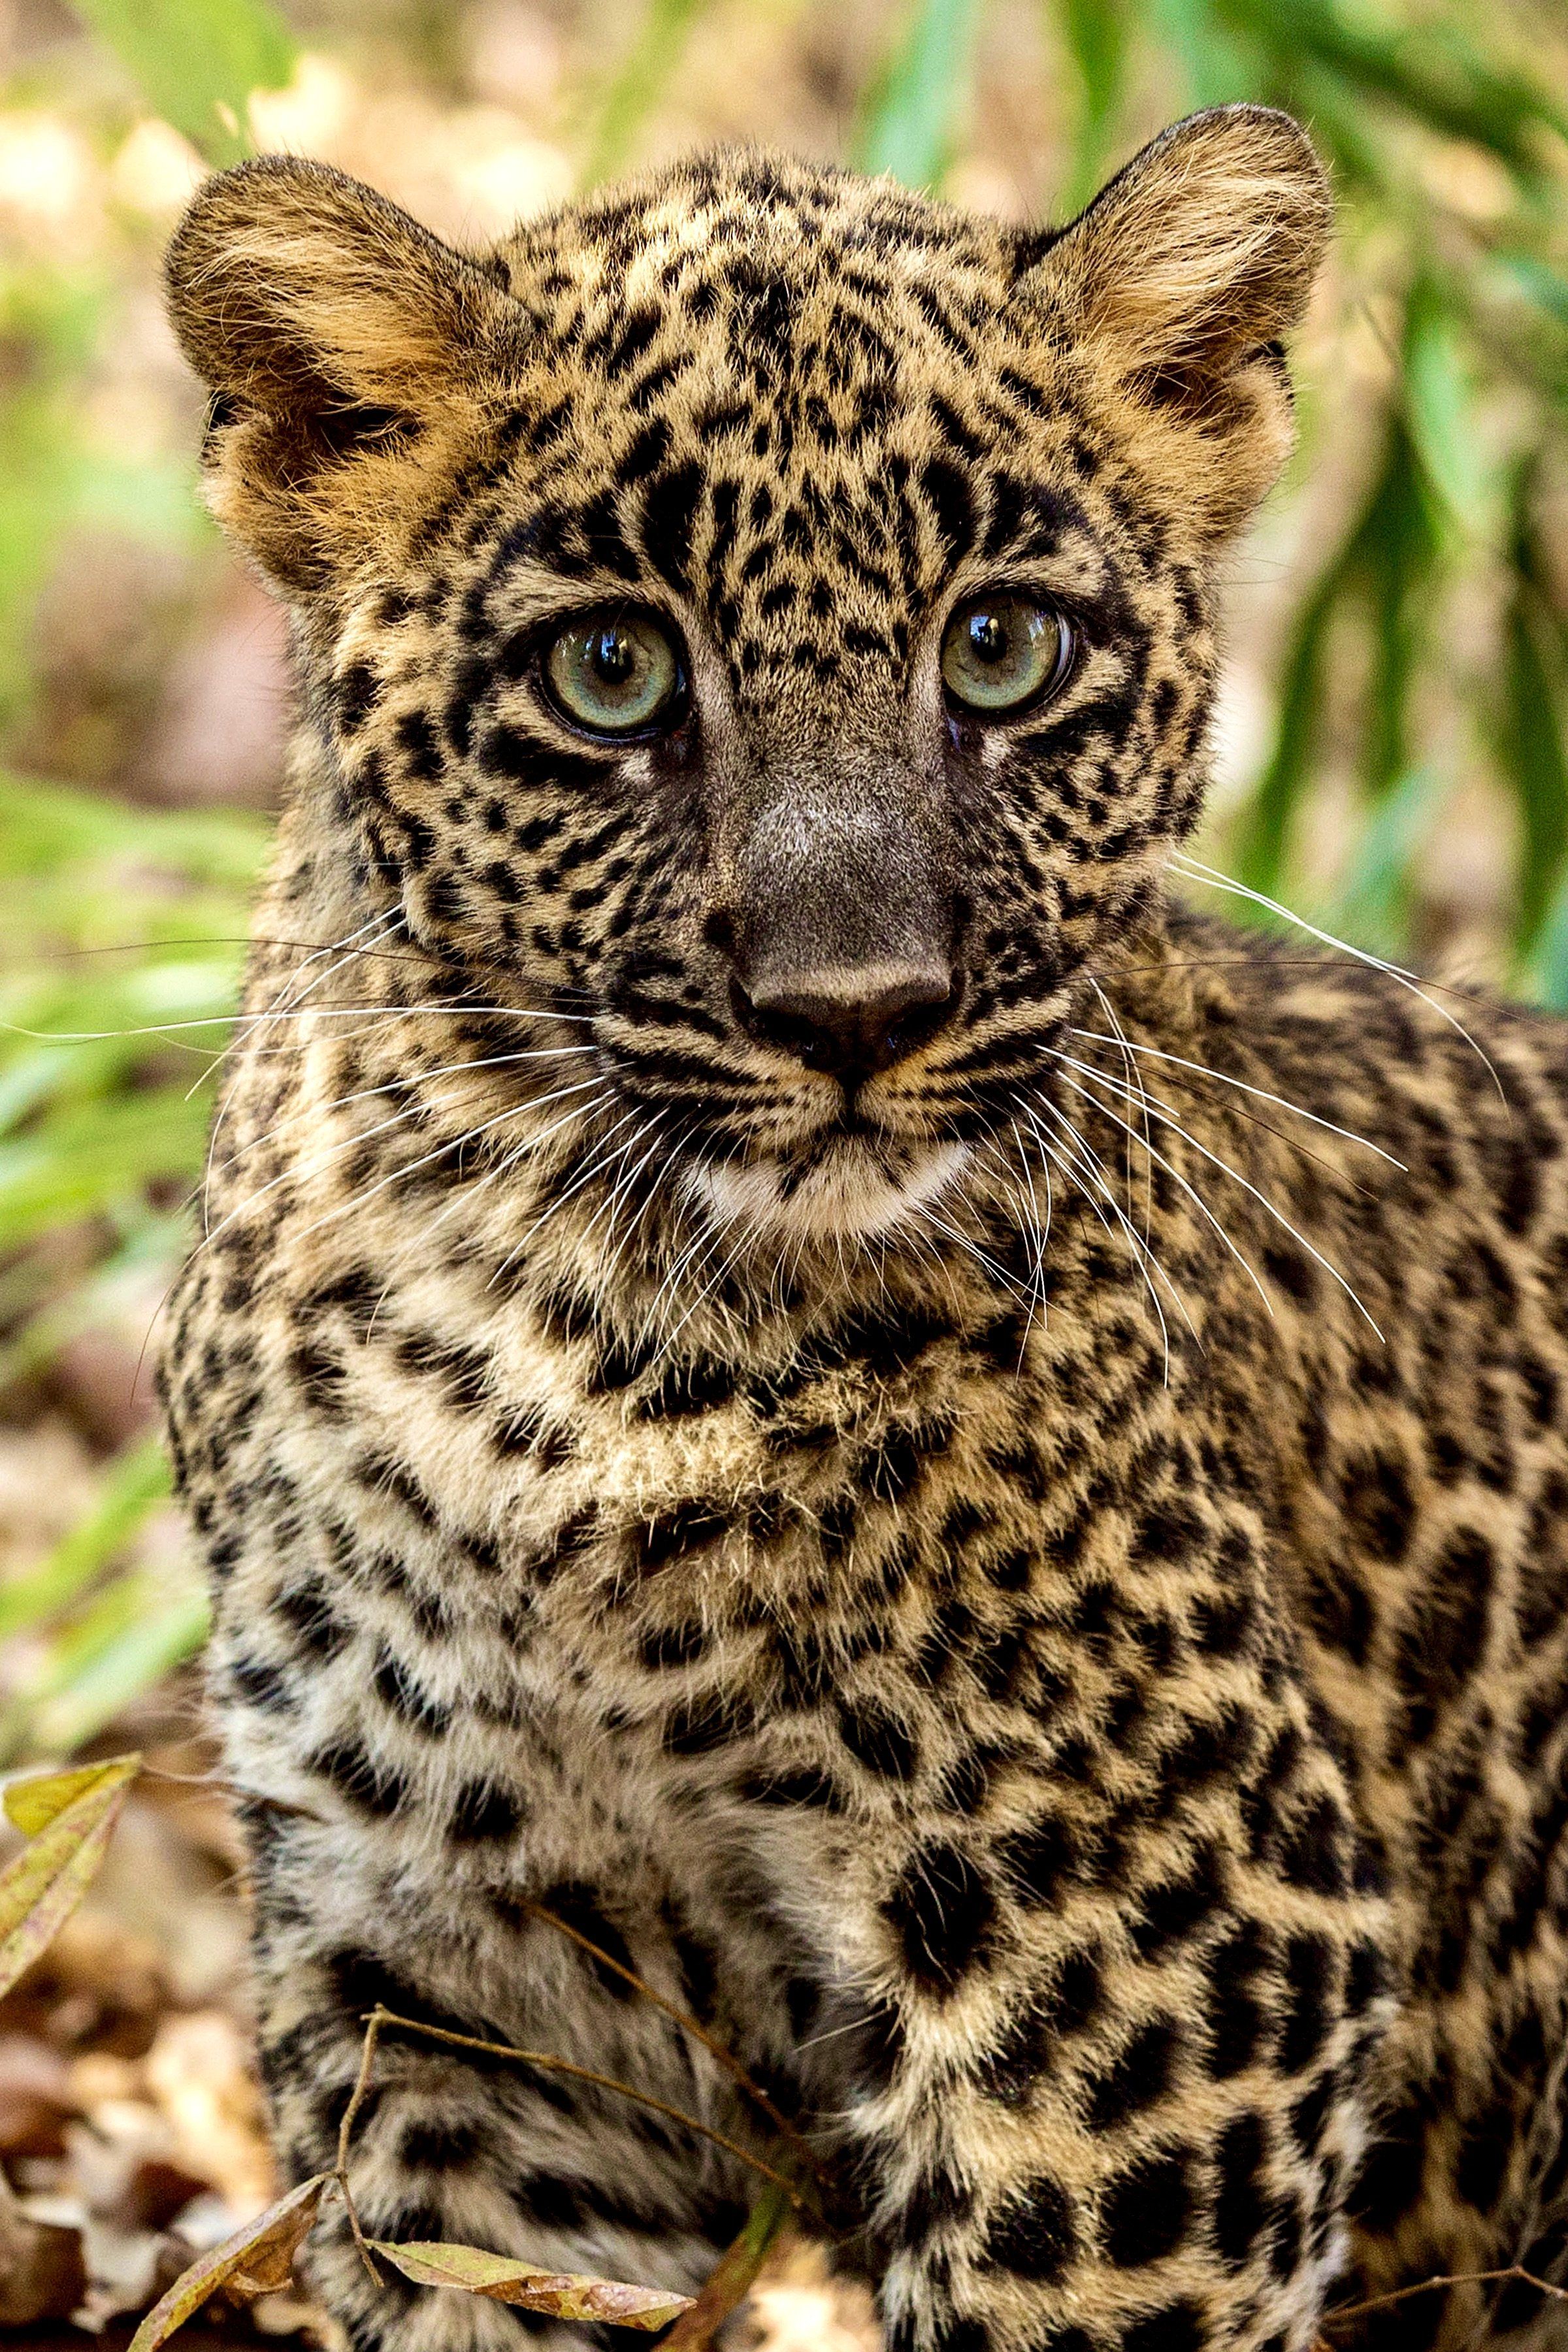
[
  {"left": 4, "top": 1756, "right": 140, "bottom": 1840},
  {"left": 126, "top": 2171, "right": 327, "bottom": 2351},
  {"left": 0, "top": 1759, "right": 141, "bottom": 2003},
  {"left": 0, "top": 2206, "right": 88, "bottom": 2327},
  {"left": 370, "top": 2238, "right": 695, "bottom": 2329}
]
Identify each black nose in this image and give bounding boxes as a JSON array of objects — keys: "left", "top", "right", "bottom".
[{"left": 734, "top": 962, "right": 955, "bottom": 1084}]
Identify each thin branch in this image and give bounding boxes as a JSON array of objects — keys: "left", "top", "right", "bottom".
[
  {"left": 1322, "top": 2264, "right": 1568, "bottom": 2326},
  {"left": 333, "top": 2011, "right": 385, "bottom": 2285},
  {"left": 661, "top": 2181, "right": 794, "bottom": 2352},
  {"left": 518, "top": 1898, "right": 832, "bottom": 2191},
  {"left": 363, "top": 2006, "right": 809, "bottom": 2212}
]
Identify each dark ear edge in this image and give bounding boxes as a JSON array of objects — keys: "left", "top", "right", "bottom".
[{"left": 165, "top": 154, "right": 514, "bottom": 429}]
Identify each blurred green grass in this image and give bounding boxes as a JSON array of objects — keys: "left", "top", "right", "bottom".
[{"left": 0, "top": 0, "right": 1563, "bottom": 1750}]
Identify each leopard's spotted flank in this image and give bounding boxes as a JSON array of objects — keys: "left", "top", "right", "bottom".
[{"left": 160, "top": 109, "right": 1568, "bottom": 2352}]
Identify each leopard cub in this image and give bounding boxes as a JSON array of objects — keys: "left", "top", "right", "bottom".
[{"left": 161, "top": 105, "right": 1568, "bottom": 2352}]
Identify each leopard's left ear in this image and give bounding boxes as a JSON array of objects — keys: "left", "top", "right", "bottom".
[
  {"left": 166, "top": 155, "right": 526, "bottom": 595},
  {"left": 1017, "top": 106, "right": 1331, "bottom": 537}
]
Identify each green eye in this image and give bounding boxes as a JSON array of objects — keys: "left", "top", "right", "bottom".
[
  {"left": 940, "top": 595, "right": 1073, "bottom": 715},
  {"left": 544, "top": 611, "right": 684, "bottom": 735}
]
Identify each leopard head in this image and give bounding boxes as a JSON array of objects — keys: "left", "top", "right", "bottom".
[{"left": 166, "top": 110, "right": 1328, "bottom": 1256}]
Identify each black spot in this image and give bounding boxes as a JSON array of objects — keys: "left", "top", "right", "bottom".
[
  {"left": 400, "top": 2117, "right": 481, "bottom": 2169},
  {"left": 883, "top": 1841, "right": 996, "bottom": 1995},
  {"left": 1277, "top": 1797, "right": 1348, "bottom": 1896},
  {"left": 999, "top": 1813, "right": 1077, "bottom": 1909},
  {"left": 894, "top": 2162, "right": 974, "bottom": 2251},
  {"left": 838, "top": 1700, "right": 918, "bottom": 1780},
  {"left": 921, "top": 456, "right": 975, "bottom": 561},
  {"left": 1280, "top": 1934, "right": 1334, "bottom": 2072},
  {"left": 640, "top": 464, "right": 704, "bottom": 593},
  {"left": 984, "top": 2172, "right": 1077, "bottom": 2281},
  {"left": 448, "top": 1778, "right": 522, "bottom": 1843},
  {"left": 1103, "top": 2149, "right": 1193, "bottom": 2266},
  {"left": 638, "top": 1618, "right": 708, "bottom": 1671},
  {"left": 1121, "top": 2302, "right": 1205, "bottom": 2352},
  {"left": 1132, "top": 1843, "right": 1224, "bottom": 1954},
  {"left": 1339, "top": 1450, "right": 1414, "bottom": 1564},
  {"left": 1350, "top": 2097, "right": 1427, "bottom": 2229},
  {"left": 1087, "top": 2016, "right": 1182, "bottom": 2130},
  {"left": 1215, "top": 2111, "right": 1269, "bottom": 2266},
  {"left": 638, "top": 1503, "right": 728, "bottom": 1573},
  {"left": 1455, "top": 2097, "right": 1513, "bottom": 2213},
  {"left": 523, "top": 1882, "right": 638, "bottom": 1997},
  {"left": 306, "top": 1737, "right": 408, "bottom": 1818}
]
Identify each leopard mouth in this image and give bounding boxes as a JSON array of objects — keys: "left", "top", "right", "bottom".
[{"left": 683, "top": 1130, "right": 972, "bottom": 1245}]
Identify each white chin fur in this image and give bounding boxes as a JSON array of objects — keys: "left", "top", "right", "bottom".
[{"left": 687, "top": 1137, "right": 971, "bottom": 1246}]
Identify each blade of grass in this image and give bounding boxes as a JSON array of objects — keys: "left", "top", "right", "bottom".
[
  {"left": 65, "top": 0, "right": 296, "bottom": 165},
  {"left": 856, "top": 0, "right": 985, "bottom": 191},
  {"left": 0, "top": 1437, "right": 168, "bottom": 1644},
  {"left": 578, "top": 0, "right": 713, "bottom": 188}
]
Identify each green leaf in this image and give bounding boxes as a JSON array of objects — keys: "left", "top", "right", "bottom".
[
  {"left": 4, "top": 1751, "right": 141, "bottom": 1837},
  {"left": 1057, "top": 0, "right": 1128, "bottom": 210},
  {"left": 857, "top": 0, "right": 984, "bottom": 191},
  {"left": 1403, "top": 284, "right": 1490, "bottom": 540},
  {"left": 0, "top": 1439, "right": 169, "bottom": 1644},
  {"left": 0, "top": 1757, "right": 139, "bottom": 2001},
  {"left": 1147, "top": 0, "right": 1257, "bottom": 108},
  {"left": 1324, "top": 762, "right": 1443, "bottom": 952},
  {"left": 67, "top": 0, "right": 296, "bottom": 165},
  {"left": 578, "top": 0, "right": 712, "bottom": 187},
  {"left": 21, "top": 1578, "right": 208, "bottom": 1759}
]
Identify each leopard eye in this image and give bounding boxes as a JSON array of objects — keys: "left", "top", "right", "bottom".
[
  {"left": 940, "top": 594, "right": 1073, "bottom": 716},
  {"left": 543, "top": 610, "right": 685, "bottom": 736}
]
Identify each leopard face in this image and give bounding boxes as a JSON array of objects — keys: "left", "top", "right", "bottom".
[{"left": 167, "top": 113, "right": 1328, "bottom": 1251}]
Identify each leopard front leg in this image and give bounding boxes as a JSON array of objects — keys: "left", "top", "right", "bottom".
[
  {"left": 241, "top": 1803, "right": 757, "bottom": 2352},
  {"left": 770, "top": 1566, "right": 1392, "bottom": 2352}
]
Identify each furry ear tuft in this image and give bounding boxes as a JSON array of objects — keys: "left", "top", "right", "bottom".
[
  {"left": 1022, "top": 106, "right": 1331, "bottom": 534},
  {"left": 165, "top": 156, "right": 520, "bottom": 591}
]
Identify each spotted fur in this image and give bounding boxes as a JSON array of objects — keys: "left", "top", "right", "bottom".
[{"left": 161, "top": 110, "right": 1568, "bottom": 2352}]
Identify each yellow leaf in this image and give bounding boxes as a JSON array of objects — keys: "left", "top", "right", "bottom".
[
  {"left": 4, "top": 1752, "right": 140, "bottom": 1837},
  {"left": 127, "top": 2174, "right": 329, "bottom": 2352},
  {"left": 0, "top": 1757, "right": 141, "bottom": 2001},
  {"left": 370, "top": 2240, "right": 695, "bottom": 2329}
]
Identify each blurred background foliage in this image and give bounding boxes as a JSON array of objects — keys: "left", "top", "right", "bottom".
[{"left": 0, "top": 0, "right": 1563, "bottom": 1751}]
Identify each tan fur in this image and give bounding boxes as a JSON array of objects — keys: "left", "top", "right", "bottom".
[{"left": 159, "top": 113, "right": 1568, "bottom": 2352}]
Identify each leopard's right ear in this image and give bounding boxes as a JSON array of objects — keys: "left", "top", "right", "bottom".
[{"left": 165, "top": 156, "right": 523, "bottom": 593}]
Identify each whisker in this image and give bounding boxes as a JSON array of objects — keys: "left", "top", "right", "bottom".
[
  {"left": 1069, "top": 1025, "right": 1405, "bottom": 1169},
  {"left": 1037, "top": 1054, "right": 1276, "bottom": 1321},
  {"left": 1023, "top": 1099, "right": 1192, "bottom": 1378},
  {"left": 1047, "top": 1048, "right": 1382, "bottom": 1337},
  {"left": 208, "top": 1047, "right": 598, "bottom": 1181},
  {"left": 1169, "top": 853, "right": 1506, "bottom": 1105},
  {"left": 289, "top": 1085, "right": 615, "bottom": 1255}
]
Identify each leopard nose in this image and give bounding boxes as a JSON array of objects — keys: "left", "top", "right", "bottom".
[{"left": 734, "top": 961, "right": 955, "bottom": 1084}]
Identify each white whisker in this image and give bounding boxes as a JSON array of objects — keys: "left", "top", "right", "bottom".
[
  {"left": 1070, "top": 1024, "right": 1405, "bottom": 1168},
  {"left": 1047, "top": 1047, "right": 1382, "bottom": 1335},
  {"left": 1170, "top": 853, "right": 1505, "bottom": 1104}
]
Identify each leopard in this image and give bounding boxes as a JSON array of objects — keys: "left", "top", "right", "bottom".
[{"left": 157, "top": 105, "right": 1568, "bottom": 2352}]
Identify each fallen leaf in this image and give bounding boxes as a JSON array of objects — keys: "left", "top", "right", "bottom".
[
  {"left": 0, "top": 2206, "right": 87, "bottom": 2327},
  {"left": 4, "top": 1756, "right": 141, "bottom": 1840},
  {"left": 370, "top": 2239, "right": 695, "bottom": 2329},
  {"left": 126, "top": 2171, "right": 327, "bottom": 2351},
  {"left": 0, "top": 2033, "right": 74, "bottom": 2157}
]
